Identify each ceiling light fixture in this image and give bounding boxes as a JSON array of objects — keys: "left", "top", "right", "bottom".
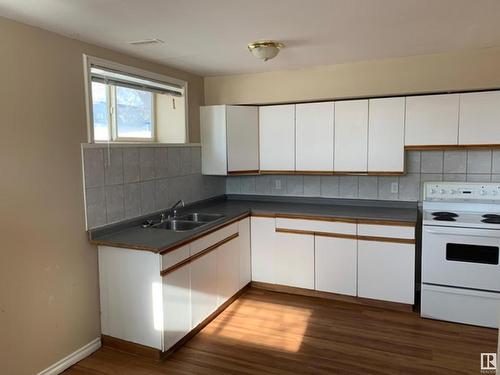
[
  {"left": 247, "top": 40, "right": 284, "bottom": 61},
  {"left": 128, "top": 38, "right": 165, "bottom": 46}
]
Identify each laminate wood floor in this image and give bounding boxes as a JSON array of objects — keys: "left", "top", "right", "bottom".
[{"left": 66, "top": 288, "right": 497, "bottom": 374}]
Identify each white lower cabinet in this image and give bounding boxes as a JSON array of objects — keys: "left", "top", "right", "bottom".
[
  {"left": 357, "top": 240, "right": 415, "bottom": 304},
  {"left": 190, "top": 247, "right": 218, "bottom": 328},
  {"left": 274, "top": 231, "right": 314, "bottom": 289},
  {"left": 216, "top": 237, "right": 240, "bottom": 306},
  {"left": 315, "top": 236, "right": 357, "bottom": 296},
  {"left": 251, "top": 217, "right": 276, "bottom": 283},
  {"left": 162, "top": 265, "right": 192, "bottom": 351},
  {"left": 238, "top": 217, "right": 251, "bottom": 288}
]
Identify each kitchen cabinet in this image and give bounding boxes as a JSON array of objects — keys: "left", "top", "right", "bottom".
[
  {"left": 163, "top": 265, "right": 192, "bottom": 350},
  {"left": 405, "top": 94, "right": 459, "bottom": 146},
  {"left": 274, "top": 231, "right": 314, "bottom": 289},
  {"left": 368, "top": 97, "right": 405, "bottom": 172},
  {"left": 334, "top": 99, "right": 368, "bottom": 172},
  {"left": 259, "top": 104, "right": 295, "bottom": 171},
  {"left": 216, "top": 236, "right": 240, "bottom": 306},
  {"left": 357, "top": 240, "right": 415, "bottom": 304},
  {"left": 295, "top": 102, "right": 334, "bottom": 172},
  {"left": 238, "top": 217, "right": 251, "bottom": 288},
  {"left": 459, "top": 91, "right": 500, "bottom": 145},
  {"left": 250, "top": 216, "right": 276, "bottom": 283},
  {"left": 315, "top": 236, "right": 357, "bottom": 296},
  {"left": 200, "top": 105, "right": 259, "bottom": 175},
  {"left": 190, "top": 246, "right": 218, "bottom": 328}
]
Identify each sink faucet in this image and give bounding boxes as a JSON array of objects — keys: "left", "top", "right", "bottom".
[{"left": 162, "top": 200, "right": 185, "bottom": 221}]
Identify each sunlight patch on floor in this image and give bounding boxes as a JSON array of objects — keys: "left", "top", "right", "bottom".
[{"left": 201, "top": 298, "right": 312, "bottom": 352}]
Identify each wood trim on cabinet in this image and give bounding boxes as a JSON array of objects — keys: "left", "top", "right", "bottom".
[
  {"left": 313, "top": 231, "right": 359, "bottom": 240},
  {"left": 259, "top": 170, "right": 295, "bottom": 175},
  {"left": 405, "top": 144, "right": 500, "bottom": 151},
  {"left": 294, "top": 170, "right": 334, "bottom": 175},
  {"left": 276, "top": 228, "right": 413, "bottom": 243},
  {"left": 357, "top": 219, "right": 416, "bottom": 227},
  {"left": 275, "top": 228, "right": 315, "bottom": 236},
  {"left": 275, "top": 227, "right": 358, "bottom": 240},
  {"left": 275, "top": 213, "right": 357, "bottom": 223},
  {"left": 101, "top": 335, "right": 162, "bottom": 360},
  {"left": 251, "top": 282, "right": 413, "bottom": 312},
  {"left": 158, "top": 213, "right": 249, "bottom": 255},
  {"left": 227, "top": 170, "right": 260, "bottom": 175},
  {"left": 160, "top": 233, "right": 239, "bottom": 276},
  {"left": 357, "top": 235, "right": 415, "bottom": 244},
  {"left": 250, "top": 212, "right": 277, "bottom": 218}
]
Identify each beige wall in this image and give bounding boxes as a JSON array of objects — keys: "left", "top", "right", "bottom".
[
  {"left": 0, "top": 17, "right": 203, "bottom": 375},
  {"left": 205, "top": 47, "right": 500, "bottom": 105}
]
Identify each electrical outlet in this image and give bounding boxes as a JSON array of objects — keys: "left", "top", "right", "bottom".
[
  {"left": 274, "top": 179, "right": 282, "bottom": 190},
  {"left": 391, "top": 182, "right": 399, "bottom": 194}
]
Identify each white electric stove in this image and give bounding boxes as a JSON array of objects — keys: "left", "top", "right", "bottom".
[{"left": 421, "top": 182, "right": 500, "bottom": 328}]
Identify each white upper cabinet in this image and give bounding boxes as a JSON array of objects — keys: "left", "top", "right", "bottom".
[
  {"left": 226, "top": 106, "right": 259, "bottom": 172},
  {"left": 459, "top": 91, "right": 500, "bottom": 145},
  {"left": 405, "top": 94, "right": 459, "bottom": 146},
  {"left": 368, "top": 97, "right": 405, "bottom": 172},
  {"left": 295, "top": 102, "right": 334, "bottom": 172},
  {"left": 334, "top": 99, "right": 369, "bottom": 172},
  {"left": 200, "top": 105, "right": 259, "bottom": 175},
  {"left": 259, "top": 104, "right": 295, "bottom": 171}
]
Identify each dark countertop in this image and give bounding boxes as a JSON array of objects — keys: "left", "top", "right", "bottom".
[{"left": 89, "top": 195, "right": 418, "bottom": 254}]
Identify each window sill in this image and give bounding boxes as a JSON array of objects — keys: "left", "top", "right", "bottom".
[{"left": 81, "top": 142, "right": 200, "bottom": 148}]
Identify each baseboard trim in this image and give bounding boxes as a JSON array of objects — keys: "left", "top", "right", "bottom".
[
  {"left": 37, "top": 337, "right": 101, "bottom": 375},
  {"left": 251, "top": 282, "right": 414, "bottom": 312}
]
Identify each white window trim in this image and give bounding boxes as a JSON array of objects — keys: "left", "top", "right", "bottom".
[{"left": 83, "top": 54, "right": 189, "bottom": 144}]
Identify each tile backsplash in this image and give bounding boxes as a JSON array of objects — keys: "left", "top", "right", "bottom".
[
  {"left": 226, "top": 149, "right": 500, "bottom": 202},
  {"left": 82, "top": 145, "right": 225, "bottom": 229}
]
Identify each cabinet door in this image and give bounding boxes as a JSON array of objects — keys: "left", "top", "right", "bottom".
[
  {"left": 368, "top": 97, "right": 405, "bottom": 172},
  {"left": 226, "top": 106, "right": 259, "bottom": 172},
  {"left": 163, "top": 265, "right": 191, "bottom": 350},
  {"left": 295, "top": 102, "right": 334, "bottom": 172},
  {"left": 274, "top": 231, "right": 314, "bottom": 289},
  {"left": 334, "top": 99, "right": 368, "bottom": 172},
  {"left": 238, "top": 217, "right": 251, "bottom": 288},
  {"left": 259, "top": 105, "right": 295, "bottom": 171},
  {"left": 405, "top": 94, "right": 459, "bottom": 146},
  {"left": 459, "top": 91, "right": 500, "bottom": 145},
  {"left": 190, "top": 250, "right": 218, "bottom": 328},
  {"left": 250, "top": 217, "right": 276, "bottom": 283},
  {"left": 358, "top": 240, "right": 415, "bottom": 304},
  {"left": 200, "top": 105, "right": 227, "bottom": 175},
  {"left": 216, "top": 237, "right": 240, "bottom": 306},
  {"left": 315, "top": 236, "right": 357, "bottom": 296}
]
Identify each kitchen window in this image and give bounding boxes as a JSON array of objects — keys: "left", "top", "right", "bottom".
[{"left": 84, "top": 55, "right": 188, "bottom": 143}]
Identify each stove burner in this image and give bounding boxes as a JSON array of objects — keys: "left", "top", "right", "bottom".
[
  {"left": 432, "top": 211, "right": 459, "bottom": 218},
  {"left": 433, "top": 216, "right": 457, "bottom": 222},
  {"left": 482, "top": 217, "right": 500, "bottom": 224},
  {"left": 482, "top": 214, "right": 500, "bottom": 219}
]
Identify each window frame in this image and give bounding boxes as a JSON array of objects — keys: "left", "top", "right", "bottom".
[{"left": 83, "top": 54, "right": 188, "bottom": 144}]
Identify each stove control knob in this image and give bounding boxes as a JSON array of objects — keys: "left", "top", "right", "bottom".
[
  {"left": 439, "top": 189, "right": 446, "bottom": 194},
  {"left": 479, "top": 189, "right": 487, "bottom": 196},
  {"left": 431, "top": 188, "right": 437, "bottom": 194},
  {"left": 449, "top": 189, "right": 457, "bottom": 194}
]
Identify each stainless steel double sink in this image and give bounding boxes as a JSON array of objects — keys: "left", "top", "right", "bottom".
[{"left": 152, "top": 213, "right": 225, "bottom": 231}]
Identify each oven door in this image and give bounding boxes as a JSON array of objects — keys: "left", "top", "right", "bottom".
[{"left": 422, "top": 225, "right": 500, "bottom": 291}]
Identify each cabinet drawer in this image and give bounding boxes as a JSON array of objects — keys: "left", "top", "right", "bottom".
[
  {"left": 161, "top": 244, "right": 190, "bottom": 271},
  {"left": 357, "top": 223, "right": 414, "bottom": 239},
  {"left": 275, "top": 217, "right": 356, "bottom": 235},
  {"left": 190, "top": 222, "right": 238, "bottom": 256}
]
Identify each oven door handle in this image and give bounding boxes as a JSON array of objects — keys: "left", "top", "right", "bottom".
[{"left": 424, "top": 226, "right": 500, "bottom": 238}]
